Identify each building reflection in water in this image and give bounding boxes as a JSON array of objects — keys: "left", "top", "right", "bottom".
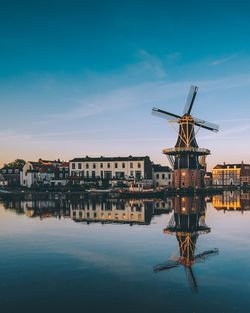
[
  {"left": 154, "top": 196, "right": 219, "bottom": 293},
  {"left": 213, "top": 191, "right": 250, "bottom": 212},
  {"left": 1, "top": 197, "right": 173, "bottom": 225}
]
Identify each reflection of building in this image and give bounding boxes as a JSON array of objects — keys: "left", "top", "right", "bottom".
[
  {"left": 2, "top": 199, "right": 71, "bottom": 219},
  {"left": 212, "top": 162, "right": 250, "bottom": 186},
  {"left": 69, "top": 156, "right": 152, "bottom": 181},
  {"left": 2, "top": 197, "right": 173, "bottom": 225},
  {"left": 71, "top": 198, "right": 174, "bottom": 225},
  {"left": 212, "top": 191, "right": 250, "bottom": 212},
  {"left": 154, "top": 196, "right": 218, "bottom": 293},
  {"left": 71, "top": 199, "right": 151, "bottom": 225},
  {"left": 152, "top": 164, "right": 173, "bottom": 188}
]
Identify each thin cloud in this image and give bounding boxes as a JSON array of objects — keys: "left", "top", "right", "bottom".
[
  {"left": 52, "top": 73, "right": 250, "bottom": 121},
  {"left": 210, "top": 53, "right": 239, "bottom": 66}
]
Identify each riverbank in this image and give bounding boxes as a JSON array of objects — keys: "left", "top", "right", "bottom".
[{"left": 0, "top": 186, "right": 237, "bottom": 200}]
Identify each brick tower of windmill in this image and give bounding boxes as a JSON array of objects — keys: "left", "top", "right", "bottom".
[{"left": 152, "top": 86, "right": 219, "bottom": 189}]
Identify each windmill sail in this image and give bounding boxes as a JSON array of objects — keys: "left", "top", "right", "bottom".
[
  {"left": 152, "top": 107, "right": 181, "bottom": 121},
  {"left": 183, "top": 85, "right": 198, "bottom": 115},
  {"left": 193, "top": 117, "right": 219, "bottom": 132}
]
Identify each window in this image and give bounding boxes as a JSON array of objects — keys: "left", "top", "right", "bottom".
[
  {"left": 115, "top": 163, "right": 118, "bottom": 168},
  {"left": 78, "top": 163, "right": 82, "bottom": 169},
  {"left": 104, "top": 171, "right": 112, "bottom": 179},
  {"left": 122, "top": 163, "right": 125, "bottom": 168},
  {"left": 156, "top": 174, "right": 159, "bottom": 179},
  {"left": 107, "top": 163, "right": 110, "bottom": 168},
  {"left": 72, "top": 163, "right": 75, "bottom": 169},
  {"left": 130, "top": 162, "right": 133, "bottom": 168},
  {"left": 86, "top": 163, "right": 89, "bottom": 169},
  {"left": 130, "top": 170, "right": 134, "bottom": 176},
  {"left": 138, "top": 163, "right": 141, "bottom": 168},
  {"left": 162, "top": 174, "right": 165, "bottom": 179},
  {"left": 100, "top": 163, "right": 103, "bottom": 168},
  {"left": 92, "top": 171, "right": 95, "bottom": 178},
  {"left": 135, "top": 171, "right": 141, "bottom": 179},
  {"left": 93, "top": 163, "right": 96, "bottom": 169},
  {"left": 116, "top": 172, "right": 125, "bottom": 179}
]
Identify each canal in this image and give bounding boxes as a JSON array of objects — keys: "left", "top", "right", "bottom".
[{"left": 0, "top": 192, "right": 249, "bottom": 313}]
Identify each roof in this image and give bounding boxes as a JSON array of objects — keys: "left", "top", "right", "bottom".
[
  {"left": 69, "top": 156, "right": 150, "bottom": 162},
  {"left": 38, "top": 158, "right": 62, "bottom": 164},
  {"left": 59, "top": 162, "right": 69, "bottom": 167},
  {"left": 27, "top": 162, "right": 57, "bottom": 173},
  {"left": 213, "top": 163, "right": 247, "bottom": 170},
  {"left": 153, "top": 164, "right": 172, "bottom": 172},
  {"left": 29, "top": 162, "right": 42, "bottom": 167}
]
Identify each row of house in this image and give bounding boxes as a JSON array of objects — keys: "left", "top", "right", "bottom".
[
  {"left": 15, "top": 156, "right": 173, "bottom": 189},
  {"left": 212, "top": 162, "right": 250, "bottom": 187},
  {"left": 1, "top": 157, "right": 249, "bottom": 189},
  {"left": 20, "top": 159, "right": 69, "bottom": 188}
]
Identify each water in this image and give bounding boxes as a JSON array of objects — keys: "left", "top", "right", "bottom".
[{"left": 0, "top": 192, "right": 250, "bottom": 313}]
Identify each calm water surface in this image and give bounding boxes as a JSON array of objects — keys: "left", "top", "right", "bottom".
[{"left": 0, "top": 192, "right": 250, "bottom": 313}]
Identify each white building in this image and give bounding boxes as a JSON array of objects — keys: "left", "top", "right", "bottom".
[
  {"left": 20, "top": 161, "right": 55, "bottom": 188},
  {"left": 69, "top": 156, "right": 152, "bottom": 181},
  {"left": 20, "top": 159, "right": 68, "bottom": 188},
  {"left": 152, "top": 164, "right": 173, "bottom": 188}
]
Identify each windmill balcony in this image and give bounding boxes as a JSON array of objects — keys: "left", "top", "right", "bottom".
[{"left": 162, "top": 147, "right": 210, "bottom": 156}]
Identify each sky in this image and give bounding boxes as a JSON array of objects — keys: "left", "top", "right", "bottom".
[{"left": 0, "top": 0, "right": 250, "bottom": 170}]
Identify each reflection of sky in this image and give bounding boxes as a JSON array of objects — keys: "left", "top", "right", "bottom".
[
  {"left": 1, "top": 1, "right": 250, "bottom": 169},
  {"left": 1, "top": 199, "right": 250, "bottom": 312}
]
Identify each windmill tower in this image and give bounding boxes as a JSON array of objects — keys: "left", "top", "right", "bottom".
[
  {"left": 154, "top": 196, "right": 219, "bottom": 293},
  {"left": 152, "top": 85, "right": 219, "bottom": 189}
]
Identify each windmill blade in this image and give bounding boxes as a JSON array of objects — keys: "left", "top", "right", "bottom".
[
  {"left": 195, "top": 248, "right": 219, "bottom": 263},
  {"left": 152, "top": 107, "right": 181, "bottom": 121},
  {"left": 193, "top": 117, "right": 219, "bottom": 132},
  {"left": 153, "top": 260, "right": 180, "bottom": 273},
  {"left": 185, "top": 267, "right": 198, "bottom": 293},
  {"left": 167, "top": 155, "right": 175, "bottom": 169},
  {"left": 183, "top": 85, "right": 199, "bottom": 115}
]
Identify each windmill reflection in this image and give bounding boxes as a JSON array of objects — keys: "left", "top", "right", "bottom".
[{"left": 154, "top": 196, "right": 219, "bottom": 293}]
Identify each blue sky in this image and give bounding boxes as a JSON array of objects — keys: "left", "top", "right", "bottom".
[{"left": 1, "top": 0, "right": 250, "bottom": 169}]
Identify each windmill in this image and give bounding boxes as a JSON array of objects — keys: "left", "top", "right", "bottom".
[
  {"left": 152, "top": 85, "right": 219, "bottom": 189},
  {"left": 153, "top": 196, "right": 219, "bottom": 293}
]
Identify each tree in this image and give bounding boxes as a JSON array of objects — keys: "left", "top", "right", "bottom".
[{"left": 4, "top": 159, "right": 26, "bottom": 169}]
